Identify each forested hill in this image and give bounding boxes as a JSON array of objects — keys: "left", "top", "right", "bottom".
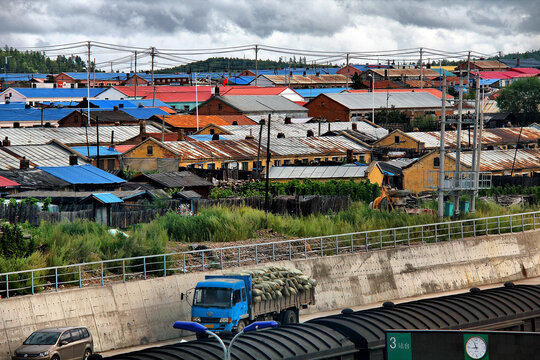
[
  {"left": 1, "top": 46, "right": 87, "bottom": 74},
  {"left": 156, "top": 56, "right": 316, "bottom": 74},
  {"left": 501, "top": 49, "right": 540, "bottom": 61}
]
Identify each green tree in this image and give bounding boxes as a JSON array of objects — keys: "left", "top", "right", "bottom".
[{"left": 496, "top": 77, "right": 540, "bottom": 123}]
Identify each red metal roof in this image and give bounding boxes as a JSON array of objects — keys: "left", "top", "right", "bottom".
[
  {"left": 0, "top": 175, "right": 19, "bottom": 187},
  {"left": 114, "top": 145, "right": 136, "bottom": 153},
  {"left": 346, "top": 88, "right": 453, "bottom": 99}
]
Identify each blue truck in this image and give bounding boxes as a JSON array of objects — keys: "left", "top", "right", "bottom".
[{"left": 190, "top": 274, "right": 315, "bottom": 336}]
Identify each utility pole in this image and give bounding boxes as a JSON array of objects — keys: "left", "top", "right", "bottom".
[
  {"left": 96, "top": 115, "right": 100, "bottom": 169},
  {"left": 345, "top": 53, "right": 350, "bottom": 89},
  {"left": 470, "top": 72, "right": 480, "bottom": 212},
  {"left": 419, "top": 47, "right": 423, "bottom": 89},
  {"left": 255, "top": 119, "right": 265, "bottom": 180},
  {"left": 453, "top": 72, "right": 464, "bottom": 215},
  {"left": 255, "top": 45, "right": 259, "bottom": 87},
  {"left": 150, "top": 47, "right": 156, "bottom": 107},
  {"left": 86, "top": 41, "right": 91, "bottom": 126},
  {"left": 264, "top": 114, "right": 272, "bottom": 217},
  {"left": 438, "top": 74, "right": 446, "bottom": 219},
  {"left": 110, "top": 62, "right": 113, "bottom": 73},
  {"left": 134, "top": 51, "right": 137, "bottom": 99},
  {"left": 466, "top": 51, "right": 471, "bottom": 91},
  {"left": 4, "top": 56, "right": 12, "bottom": 91}
]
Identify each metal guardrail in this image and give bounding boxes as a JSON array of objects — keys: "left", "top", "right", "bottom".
[{"left": 0, "top": 211, "right": 538, "bottom": 299}]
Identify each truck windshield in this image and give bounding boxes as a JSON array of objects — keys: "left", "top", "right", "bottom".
[{"left": 193, "top": 287, "right": 231, "bottom": 308}]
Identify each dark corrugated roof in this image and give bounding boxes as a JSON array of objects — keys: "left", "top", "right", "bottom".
[
  {"left": 0, "top": 169, "right": 70, "bottom": 190},
  {"left": 308, "top": 284, "right": 540, "bottom": 349},
  {"left": 104, "top": 323, "right": 356, "bottom": 360},
  {"left": 135, "top": 171, "right": 212, "bottom": 188}
]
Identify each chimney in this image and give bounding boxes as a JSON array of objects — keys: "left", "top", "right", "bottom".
[
  {"left": 13, "top": 122, "right": 20, "bottom": 128},
  {"left": 211, "top": 133, "right": 220, "bottom": 141},
  {"left": 384, "top": 69, "right": 388, "bottom": 80},
  {"left": 25, "top": 104, "right": 31, "bottom": 109},
  {"left": 138, "top": 103, "right": 143, "bottom": 108},
  {"left": 2, "top": 137, "right": 10, "bottom": 146},
  {"left": 19, "top": 157, "right": 30, "bottom": 170},
  {"left": 346, "top": 149, "right": 353, "bottom": 163},
  {"left": 214, "top": 86, "right": 220, "bottom": 96},
  {"left": 118, "top": 103, "right": 124, "bottom": 108},
  {"left": 178, "top": 129, "right": 185, "bottom": 141},
  {"left": 139, "top": 120, "right": 146, "bottom": 135},
  {"left": 113, "top": 105, "right": 119, "bottom": 111},
  {"left": 307, "top": 130, "right": 314, "bottom": 137},
  {"left": 517, "top": 58, "right": 520, "bottom": 67},
  {"left": 328, "top": 123, "right": 331, "bottom": 132},
  {"left": 245, "top": 134, "right": 255, "bottom": 140},
  {"left": 277, "top": 132, "right": 285, "bottom": 138},
  {"left": 69, "top": 155, "right": 78, "bottom": 165},
  {"left": 284, "top": 117, "right": 291, "bottom": 124},
  {"left": 351, "top": 123, "right": 357, "bottom": 131},
  {"left": 232, "top": 121, "right": 238, "bottom": 125}
]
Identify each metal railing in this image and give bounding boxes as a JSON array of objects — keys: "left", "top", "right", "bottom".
[
  {"left": 0, "top": 211, "right": 538, "bottom": 299},
  {"left": 424, "top": 170, "right": 492, "bottom": 190}
]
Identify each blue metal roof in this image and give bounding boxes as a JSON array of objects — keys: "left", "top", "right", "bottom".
[
  {"left": 0, "top": 102, "right": 27, "bottom": 109},
  {"left": 127, "top": 99, "right": 169, "bottom": 107},
  {"left": 229, "top": 76, "right": 255, "bottom": 85},
  {"left": 0, "top": 108, "right": 75, "bottom": 122},
  {"left": 0, "top": 73, "right": 50, "bottom": 81},
  {"left": 38, "top": 164, "right": 126, "bottom": 184},
  {"left": 122, "top": 107, "right": 169, "bottom": 119},
  {"left": 89, "top": 192, "right": 123, "bottom": 204},
  {"left": 10, "top": 87, "right": 106, "bottom": 98},
  {"left": 431, "top": 68, "right": 456, "bottom": 77},
  {"left": 295, "top": 87, "right": 349, "bottom": 98},
  {"left": 71, "top": 146, "right": 122, "bottom": 157},
  {"left": 63, "top": 72, "right": 128, "bottom": 81},
  {"left": 187, "top": 134, "right": 229, "bottom": 141}
]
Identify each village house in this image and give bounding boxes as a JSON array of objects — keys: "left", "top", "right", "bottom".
[{"left": 196, "top": 95, "right": 308, "bottom": 118}]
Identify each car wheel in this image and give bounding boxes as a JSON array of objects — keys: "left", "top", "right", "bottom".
[
  {"left": 84, "top": 349, "right": 92, "bottom": 360},
  {"left": 236, "top": 320, "right": 246, "bottom": 333},
  {"left": 52, "top": 356, "right": 60, "bottom": 360},
  {"left": 282, "top": 309, "right": 298, "bottom": 324}
]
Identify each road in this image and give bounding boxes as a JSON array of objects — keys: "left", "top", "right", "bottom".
[{"left": 100, "top": 276, "right": 539, "bottom": 357}]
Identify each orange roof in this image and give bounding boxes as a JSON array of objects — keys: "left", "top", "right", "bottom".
[
  {"left": 346, "top": 88, "right": 453, "bottom": 99},
  {"left": 114, "top": 145, "right": 136, "bottom": 153},
  {"left": 159, "top": 106, "right": 177, "bottom": 114},
  {"left": 162, "top": 115, "right": 231, "bottom": 128},
  {"left": 217, "top": 115, "right": 257, "bottom": 125},
  {"left": 147, "top": 132, "right": 180, "bottom": 141}
]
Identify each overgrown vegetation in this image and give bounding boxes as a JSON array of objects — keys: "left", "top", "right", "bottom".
[
  {"left": 496, "top": 77, "right": 540, "bottom": 124},
  {"left": 479, "top": 185, "right": 540, "bottom": 199},
  {"left": 210, "top": 179, "right": 380, "bottom": 203}
]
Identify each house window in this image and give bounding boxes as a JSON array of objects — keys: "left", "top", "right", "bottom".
[
  {"left": 321, "top": 101, "right": 325, "bottom": 107},
  {"left": 302, "top": 158, "right": 309, "bottom": 165},
  {"left": 358, "top": 155, "right": 365, "bottom": 163},
  {"left": 210, "top": 129, "right": 215, "bottom": 134},
  {"left": 241, "top": 162, "right": 249, "bottom": 171},
  {"left": 218, "top": 104, "right": 222, "bottom": 110},
  {"left": 207, "top": 163, "right": 215, "bottom": 170},
  {"left": 314, "top": 158, "right": 321, "bottom": 163},
  {"left": 274, "top": 159, "right": 281, "bottom": 166},
  {"left": 183, "top": 105, "right": 190, "bottom": 111},
  {"left": 433, "top": 157, "right": 440, "bottom": 167},
  {"left": 253, "top": 161, "right": 261, "bottom": 170},
  {"left": 332, "top": 157, "right": 338, "bottom": 162},
  {"left": 147, "top": 146, "right": 153, "bottom": 156},
  {"left": 283, "top": 159, "right": 291, "bottom": 165},
  {"left": 107, "top": 159, "right": 115, "bottom": 169},
  {"left": 395, "top": 136, "right": 400, "bottom": 144}
]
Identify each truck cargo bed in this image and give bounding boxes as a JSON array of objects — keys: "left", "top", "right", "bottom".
[{"left": 251, "top": 288, "right": 315, "bottom": 319}]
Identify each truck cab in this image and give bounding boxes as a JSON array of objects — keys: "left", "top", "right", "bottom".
[{"left": 191, "top": 277, "right": 249, "bottom": 333}]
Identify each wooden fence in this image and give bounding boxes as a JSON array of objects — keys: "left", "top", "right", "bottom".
[{"left": 194, "top": 195, "right": 351, "bottom": 216}]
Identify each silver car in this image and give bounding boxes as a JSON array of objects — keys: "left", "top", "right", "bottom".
[{"left": 12, "top": 326, "right": 94, "bottom": 360}]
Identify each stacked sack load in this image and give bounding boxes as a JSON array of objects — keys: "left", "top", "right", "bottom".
[{"left": 225, "top": 266, "right": 317, "bottom": 303}]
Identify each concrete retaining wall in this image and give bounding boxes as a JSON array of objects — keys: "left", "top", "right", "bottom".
[{"left": 1, "top": 230, "right": 538, "bottom": 359}]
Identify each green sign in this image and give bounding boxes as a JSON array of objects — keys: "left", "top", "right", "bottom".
[{"left": 387, "top": 332, "right": 412, "bottom": 360}]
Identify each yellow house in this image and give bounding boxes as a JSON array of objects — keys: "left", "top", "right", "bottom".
[
  {"left": 121, "top": 137, "right": 181, "bottom": 172},
  {"left": 373, "top": 129, "right": 426, "bottom": 153}
]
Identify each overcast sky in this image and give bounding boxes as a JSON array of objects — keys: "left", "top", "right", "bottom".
[{"left": 2, "top": 0, "right": 539, "bottom": 71}]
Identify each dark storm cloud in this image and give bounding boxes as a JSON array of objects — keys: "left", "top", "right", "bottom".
[{"left": 2, "top": 0, "right": 539, "bottom": 43}]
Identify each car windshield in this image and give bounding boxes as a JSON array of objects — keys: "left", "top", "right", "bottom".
[
  {"left": 24, "top": 331, "right": 61, "bottom": 345},
  {"left": 193, "top": 287, "right": 231, "bottom": 308}
]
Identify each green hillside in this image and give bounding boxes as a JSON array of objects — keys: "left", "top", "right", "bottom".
[{"left": 1, "top": 46, "right": 88, "bottom": 74}]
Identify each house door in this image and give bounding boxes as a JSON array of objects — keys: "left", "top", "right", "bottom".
[{"left": 95, "top": 206, "right": 107, "bottom": 226}]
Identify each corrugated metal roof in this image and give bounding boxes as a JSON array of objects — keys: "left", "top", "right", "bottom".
[
  {"left": 370, "top": 68, "right": 441, "bottom": 77},
  {"left": 269, "top": 165, "right": 367, "bottom": 179},
  {"left": 0, "top": 108, "right": 76, "bottom": 122},
  {"left": 71, "top": 146, "right": 122, "bottom": 157},
  {"left": 258, "top": 74, "right": 347, "bottom": 85},
  {"left": 219, "top": 121, "right": 387, "bottom": 141},
  {"left": 38, "top": 164, "right": 126, "bottom": 185},
  {"left": 85, "top": 193, "right": 123, "bottom": 204},
  {"left": 323, "top": 92, "right": 446, "bottom": 110},
  {"left": 7, "top": 190, "right": 151, "bottom": 200},
  {"left": 135, "top": 171, "right": 212, "bottom": 188},
  {"left": 447, "top": 149, "right": 540, "bottom": 171},
  {"left": 6, "top": 87, "right": 105, "bottom": 99},
  {"left": 0, "top": 125, "right": 161, "bottom": 146},
  {"left": 2, "top": 143, "right": 90, "bottom": 168},
  {"left": 0, "top": 150, "right": 23, "bottom": 170},
  {"left": 0, "top": 169, "right": 70, "bottom": 190},
  {"left": 268, "top": 136, "right": 370, "bottom": 156},
  {"left": 405, "top": 127, "right": 540, "bottom": 149},
  {"left": 219, "top": 95, "right": 307, "bottom": 113},
  {"left": 121, "top": 107, "right": 169, "bottom": 119}
]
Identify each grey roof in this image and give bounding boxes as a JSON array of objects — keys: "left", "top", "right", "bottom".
[
  {"left": 7, "top": 190, "right": 153, "bottom": 200},
  {"left": 0, "top": 169, "right": 70, "bottom": 190},
  {"left": 134, "top": 171, "right": 213, "bottom": 188},
  {"left": 383, "top": 158, "right": 418, "bottom": 169},
  {"left": 219, "top": 121, "right": 387, "bottom": 141},
  {"left": 1, "top": 143, "right": 90, "bottom": 168},
  {"left": 0, "top": 124, "right": 162, "bottom": 146},
  {"left": 268, "top": 136, "right": 370, "bottom": 156},
  {"left": 0, "top": 149, "right": 21, "bottom": 170},
  {"left": 268, "top": 165, "right": 368, "bottom": 180},
  {"left": 219, "top": 95, "right": 307, "bottom": 113},
  {"left": 323, "top": 92, "right": 447, "bottom": 110}
]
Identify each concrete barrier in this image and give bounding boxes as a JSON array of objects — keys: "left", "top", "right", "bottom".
[{"left": 0, "top": 230, "right": 538, "bottom": 358}]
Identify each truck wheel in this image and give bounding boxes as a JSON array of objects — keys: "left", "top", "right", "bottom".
[
  {"left": 196, "top": 332, "right": 208, "bottom": 340},
  {"left": 236, "top": 320, "right": 246, "bottom": 333},
  {"left": 282, "top": 309, "right": 298, "bottom": 324}
]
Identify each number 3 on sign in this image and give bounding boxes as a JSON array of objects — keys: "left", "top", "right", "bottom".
[{"left": 389, "top": 337, "right": 397, "bottom": 349}]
